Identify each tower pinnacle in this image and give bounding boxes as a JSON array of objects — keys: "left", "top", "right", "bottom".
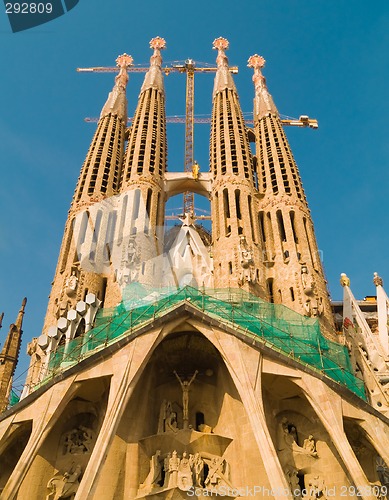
[
  {"left": 100, "top": 53, "right": 133, "bottom": 120},
  {"left": 212, "top": 37, "right": 236, "bottom": 96},
  {"left": 0, "top": 297, "right": 27, "bottom": 412},
  {"left": 248, "top": 54, "right": 278, "bottom": 119},
  {"left": 140, "top": 36, "right": 166, "bottom": 94}
]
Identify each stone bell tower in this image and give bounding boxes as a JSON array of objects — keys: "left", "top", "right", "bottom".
[
  {"left": 106, "top": 36, "right": 168, "bottom": 305},
  {"left": 41, "top": 53, "right": 133, "bottom": 332},
  {"left": 248, "top": 54, "right": 335, "bottom": 336},
  {"left": 210, "top": 38, "right": 267, "bottom": 298}
]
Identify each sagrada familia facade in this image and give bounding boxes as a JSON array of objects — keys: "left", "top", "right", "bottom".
[{"left": 0, "top": 37, "right": 389, "bottom": 499}]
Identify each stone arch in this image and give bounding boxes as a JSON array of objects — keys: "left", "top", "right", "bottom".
[
  {"left": 89, "top": 327, "right": 272, "bottom": 499},
  {"left": 16, "top": 376, "right": 110, "bottom": 499},
  {"left": 262, "top": 372, "right": 354, "bottom": 495},
  {"left": 344, "top": 418, "right": 389, "bottom": 490},
  {"left": 0, "top": 420, "right": 32, "bottom": 492}
]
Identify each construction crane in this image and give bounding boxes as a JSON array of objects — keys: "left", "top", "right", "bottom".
[{"left": 78, "top": 59, "right": 238, "bottom": 218}]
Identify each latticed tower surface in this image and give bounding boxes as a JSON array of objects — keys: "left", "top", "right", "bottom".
[
  {"left": 1, "top": 38, "right": 389, "bottom": 500},
  {"left": 248, "top": 54, "right": 335, "bottom": 338},
  {"left": 210, "top": 38, "right": 267, "bottom": 298}
]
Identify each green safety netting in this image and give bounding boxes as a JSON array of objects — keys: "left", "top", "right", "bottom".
[
  {"left": 45, "top": 284, "right": 366, "bottom": 400},
  {"left": 9, "top": 390, "right": 20, "bottom": 406}
]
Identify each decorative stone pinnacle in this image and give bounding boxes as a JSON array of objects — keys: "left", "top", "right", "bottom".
[
  {"left": 373, "top": 272, "right": 383, "bottom": 287},
  {"left": 340, "top": 273, "right": 350, "bottom": 287},
  {"left": 114, "top": 53, "right": 133, "bottom": 90},
  {"left": 116, "top": 53, "right": 133, "bottom": 69},
  {"left": 247, "top": 54, "right": 266, "bottom": 70},
  {"left": 213, "top": 37, "right": 229, "bottom": 51},
  {"left": 150, "top": 37, "right": 166, "bottom": 50}
]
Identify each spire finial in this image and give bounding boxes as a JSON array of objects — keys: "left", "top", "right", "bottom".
[
  {"left": 248, "top": 54, "right": 267, "bottom": 97},
  {"left": 149, "top": 37, "right": 166, "bottom": 68},
  {"left": 150, "top": 36, "right": 166, "bottom": 50},
  {"left": 213, "top": 37, "right": 230, "bottom": 68},
  {"left": 248, "top": 53, "right": 278, "bottom": 120},
  {"left": 114, "top": 53, "right": 133, "bottom": 90},
  {"left": 373, "top": 272, "right": 384, "bottom": 287}
]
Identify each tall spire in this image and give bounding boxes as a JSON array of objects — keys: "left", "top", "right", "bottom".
[
  {"left": 210, "top": 38, "right": 266, "bottom": 297},
  {"left": 100, "top": 37, "right": 168, "bottom": 300},
  {"left": 41, "top": 53, "right": 133, "bottom": 336},
  {"left": 249, "top": 53, "right": 334, "bottom": 335},
  {"left": 0, "top": 298, "right": 26, "bottom": 412},
  {"left": 73, "top": 53, "right": 132, "bottom": 206}
]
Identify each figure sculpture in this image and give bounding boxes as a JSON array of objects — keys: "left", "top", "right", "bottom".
[
  {"left": 174, "top": 370, "right": 198, "bottom": 427},
  {"left": 46, "top": 465, "right": 82, "bottom": 500}
]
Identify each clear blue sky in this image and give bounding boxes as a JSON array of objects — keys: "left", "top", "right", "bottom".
[{"left": 0, "top": 0, "right": 388, "bottom": 387}]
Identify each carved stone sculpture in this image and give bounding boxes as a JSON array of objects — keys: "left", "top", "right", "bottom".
[
  {"left": 168, "top": 450, "right": 180, "bottom": 489},
  {"left": 177, "top": 451, "right": 193, "bottom": 491},
  {"left": 46, "top": 465, "right": 82, "bottom": 500},
  {"left": 174, "top": 370, "right": 198, "bottom": 428},
  {"left": 303, "top": 435, "right": 318, "bottom": 457},
  {"left": 305, "top": 475, "right": 327, "bottom": 499},
  {"left": 140, "top": 450, "right": 162, "bottom": 491},
  {"left": 62, "top": 426, "right": 94, "bottom": 455}
]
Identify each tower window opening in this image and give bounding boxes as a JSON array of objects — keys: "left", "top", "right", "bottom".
[
  {"left": 290, "top": 287, "right": 295, "bottom": 301},
  {"left": 90, "top": 209, "right": 102, "bottom": 262},
  {"left": 259, "top": 212, "right": 266, "bottom": 242},
  {"left": 223, "top": 189, "right": 231, "bottom": 236},
  {"left": 145, "top": 188, "right": 152, "bottom": 235},
  {"left": 303, "top": 217, "right": 318, "bottom": 269},
  {"left": 60, "top": 218, "right": 75, "bottom": 273},
  {"left": 214, "top": 192, "right": 220, "bottom": 239},
  {"left": 133, "top": 189, "right": 141, "bottom": 220},
  {"left": 104, "top": 210, "right": 117, "bottom": 262},
  {"left": 248, "top": 195, "right": 256, "bottom": 243},
  {"left": 290, "top": 211, "right": 298, "bottom": 243},
  {"left": 267, "top": 278, "right": 274, "bottom": 303},
  {"left": 235, "top": 190, "right": 242, "bottom": 219},
  {"left": 118, "top": 194, "right": 128, "bottom": 245},
  {"left": 229, "top": 261, "right": 233, "bottom": 274},
  {"left": 276, "top": 210, "right": 287, "bottom": 242}
]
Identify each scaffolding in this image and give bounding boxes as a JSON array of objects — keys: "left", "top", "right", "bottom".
[{"left": 42, "top": 285, "right": 366, "bottom": 400}]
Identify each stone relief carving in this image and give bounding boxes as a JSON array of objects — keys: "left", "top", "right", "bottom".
[
  {"left": 238, "top": 236, "right": 256, "bottom": 284},
  {"left": 62, "top": 426, "right": 94, "bottom": 455},
  {"left": 139, "top": 449, "right": 232, "bottom": 494},
  {"left": 117, "top": 238, "right": 141, "bottom": 286},
  {"left": 300, "top": 265, "right": 324, "bottom": 317},
  {"left": 278, "top": 418, "right": 319, "bottom": 459},
  {"left": 46, "top": 464, "right": 82, "bottom": 500},
  {"left": 303, "top": 475, "right": 327, "bottom": 499},
  {"left": 65, "top": 270, "right": 79, "bottom": 298}
]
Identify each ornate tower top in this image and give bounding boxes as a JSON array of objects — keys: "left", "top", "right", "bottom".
[
  {"left": 100, "top": 53, "right": 133, "bottom": 120},
  {"left": 114, "top": 53, "right": 133, "bottom": 89},
  {"left": 212, "top": 37, "right": 236, "bottom": 96},
  {"left": 248, "top": 53, "right": 278, "bottom": 120},
  {"left": 140, "top": 37, "right": 166, "bottom": 94}
]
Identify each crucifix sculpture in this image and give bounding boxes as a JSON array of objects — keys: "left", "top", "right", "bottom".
[{"left": 174, "top": 370, "right": 198, "bottom": 429}]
